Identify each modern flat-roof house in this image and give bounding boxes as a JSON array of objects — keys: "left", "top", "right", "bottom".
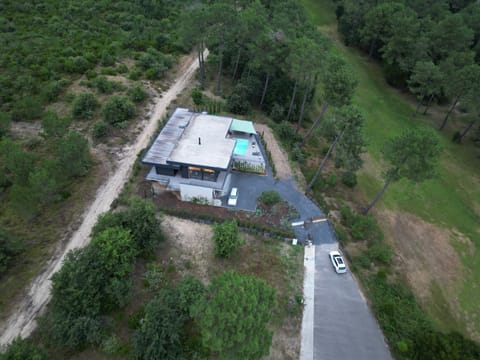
[{"left": 142, "top": 108, "right": 264, "bottom": 204}]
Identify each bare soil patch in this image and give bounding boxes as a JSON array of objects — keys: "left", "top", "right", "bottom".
[
  {"left": 377, "top": 209, "right": 464, "bottom": 320},
  {"left": 160, "top": 216, "right": 214, "bottom": 283},
  {"left": 9, "top": 121, "right": 43, "bottom": 139},
  {"left": 255, "top": 124, "right": 296, "bottom": 180}
]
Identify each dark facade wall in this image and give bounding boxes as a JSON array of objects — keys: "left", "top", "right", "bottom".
[{"left": 155, "top": 166, "right": 175, "bottom": 176}]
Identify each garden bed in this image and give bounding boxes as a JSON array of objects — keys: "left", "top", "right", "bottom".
[{"left": 142, "top": 189, "right": 296, "bottom": 239}]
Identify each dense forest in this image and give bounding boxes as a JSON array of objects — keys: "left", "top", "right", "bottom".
[
  {"left": 334, "top": 0, "right": 480, "bottom": 137},
  {"left": 1, "top": 0, "right": 479, "bottom": 359}
]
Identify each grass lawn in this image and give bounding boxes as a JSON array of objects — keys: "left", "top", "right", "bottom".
[{"left": 300, "top": 0, "right": 480, "bottom": 337}]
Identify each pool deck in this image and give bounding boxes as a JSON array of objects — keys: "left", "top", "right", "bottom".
[{"left": 230, "top": 134, "right": 265, "bottom": 166}]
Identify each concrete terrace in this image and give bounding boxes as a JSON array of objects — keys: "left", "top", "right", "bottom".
[
  {"left": 168, "top": 113, "right": 235, "bottom": 170},
  {"left": 146, "top": 167, "right": 229, "bottom": 191}
]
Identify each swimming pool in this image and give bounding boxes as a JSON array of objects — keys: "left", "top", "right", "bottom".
[{"left": 233, "top": 139, "right": 249, "bottom": 156}]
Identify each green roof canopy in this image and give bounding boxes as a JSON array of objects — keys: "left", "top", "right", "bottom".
[{"left": 230, "top": 119, "right": 256, "bottom": 134}]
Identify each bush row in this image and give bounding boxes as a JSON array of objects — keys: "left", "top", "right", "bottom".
[{"left": 258, "top": 132, "right": 276, "bottom": 177}]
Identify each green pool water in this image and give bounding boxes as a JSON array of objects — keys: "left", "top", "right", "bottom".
[{"left": 233, "top": 139, "right": 249, "bottom": 155}]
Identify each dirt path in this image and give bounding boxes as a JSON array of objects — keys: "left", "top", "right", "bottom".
[
  {"left": 255, "top": 124, "right": 293, "bottom": 180},
  {"left": 0, "top": 51, "right": 206, "bottom": 346},
  {"left": 255, "top": 123, "right": 307, "bottom": 189}
]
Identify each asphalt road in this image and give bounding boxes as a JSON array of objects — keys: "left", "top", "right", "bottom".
[{"left": 313, "top": 242, "right": 392, "bottom": 360}]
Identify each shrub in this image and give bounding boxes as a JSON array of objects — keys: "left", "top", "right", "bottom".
[
  {"left": 117, "top": 64, "right": 128, "bottom": 74},
  {"left": 10, "top": 96, "right": 43, "bottom": 121},
  {"left": 85, "top": 69, "right": 97, "bottom": 80},
  {"left": 275, "top": 121, "right": 298, "bottom": 144},
  {"left": 325, "top": 172, "right": 337, "bottom": 187},
  {"left": 176, "top": 275, "right": 205, "bottom": 315},
  {"left": 42, "top": 81, "right": 63, "bottom": 102},
  {"left": 102, "top": 96, "right": 135, "bottom": 126},
  {"left": 129, "top": 69, "right": 142, "bottom": 80},
  {"left": 92, "top": 120, "right": 108, "bottom": 139},
  {"left": 340, "top": 205, "right": 382, "bottom": 242},
  {"left": 128, "top": 84, "right": 147, "bottom": 103},
  {"left": 291, "top": 143, "right": 305, "bottom": 163},
  {"left": 92, "top": 76, "right": 115, "bottom": 94},
  {"left": 100, "top": 67, "right": 117, "bottom": 75},
  {"left": 412, "top": 330, "right": 480, "bottom": 360},
  {"left": 191, "top": 88, "right": 204, "bottom": 106},
  {"left": 56, "top": 131, "right": 91, "bottom": 178},
  {"left": 226, "top": 92, "right": 251, "bottom": 115},
  {"left": 0, "top": 228, "right": 24, "bottom": 275},
  {"left": 136, "top": 48, "right": 171, "bottom": 80},
  {"left": 72, "top": 92, "right": 99, "bottom": 120},
  {"left": 132, "top": 287, "right": 186, "bottom": 360},
  {"left": 64, "top": 56, "right": 91, "bottom": 74},
  {"left": 41, "top": 111, "right": 70, "bottom": 139},
  {"left": 367, "top": 243, "right": 393, "bottom": 266},
  {"left": 192, "top": 271, "right": 275, "bottom": 359},
  {"left": 269, "top": 103, "right": 285, "bottom": 123},
  {"left": 258, "top": 190, "right": 281, "bottom": 206},
  {"left": 93, "top": 198, "right": 164, "bottom": 255},
  {"left": 100, "top": 51, "right": 116, "bottom": 66},
  {"left": 341, "top": 171, "right": 357, "bottom": 188},
  {"left": 0, "top": 112, "right": 11, "bottom": 137},
  {"left": 213, "top": 220, "right": 242, "bottom": 258},
  {"left": 0, "top": 338, "right": 47, "bottom": 360}
]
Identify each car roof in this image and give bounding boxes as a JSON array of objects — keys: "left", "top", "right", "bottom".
[{"left": 231, "top": 188, "right": 238, "bottom": 195}]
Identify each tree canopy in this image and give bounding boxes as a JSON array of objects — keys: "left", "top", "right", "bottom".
[
  {"left": 192, "top": 271, "right": 275, "bottom": 360},
  {"left": 364, "top": 128, "right": 442, "bottom": 213}
]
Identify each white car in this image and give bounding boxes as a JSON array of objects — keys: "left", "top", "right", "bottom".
[
  {"left": 227, "top": 187, "right": 238, "bottom": 206},
  {"left": 329, "top": 250, "right": 347, "bottom": 274}
]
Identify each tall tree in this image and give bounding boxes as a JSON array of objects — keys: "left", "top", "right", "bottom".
[
  {"left": 408, "top": 61, "right": 443, "bottom": 115},
  {"left": 363, "top": 129, "right": 442, "bottom": 214},
  {"left": 461, "top": 3, "right": 480, "bottom": 60},
  {"left": 49, "top": 226, "right": 137, "bottom": 348},
  {"left": 230, "top": 1, "right": 268, "bottom": 81},
  {"left": 292, "top": 36, "right": 325, "bottom": 131},
  {"left": 429, "top": 13, "right": 474, "bottom": 62},
  {"left": 205, "top": 3, "right": 239, "bottom": 95},
  {"left": 192, "top": 271, "right": 275, "bottom": 360},
  {"left": 132, "top": 288, "right": 185, "bottom": 360},
  {"left": 381, "top": 13, "right": 428, "bottom": 77},
  {"left": 306, "top": 105, "right": 364, "bottom": 192},
  {"left": 178, "top": 7, "right": 209, "bottom": 86},
  {"left": 456, "top": 80, "right": 480, "bottom": 142},
  {"left": 405, "top": 0, "right": 449, "bottom": 19},
  {"left": 360, "top": 2, "right": 410, "bottom": 59},
  {"left": 301, "top": 54, "right": 357, "bottom": 144},
  {"left": 440, "top": 52, "right": 480, "bottom": 130}
]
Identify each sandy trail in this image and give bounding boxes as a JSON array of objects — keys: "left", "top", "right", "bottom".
[{"left": 0, "top": 51, "right": 206, "bottom": 345}]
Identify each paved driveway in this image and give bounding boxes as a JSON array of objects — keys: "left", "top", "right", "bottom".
[{"left": 313, "top": 243, "right": 391, "bottom": 360}]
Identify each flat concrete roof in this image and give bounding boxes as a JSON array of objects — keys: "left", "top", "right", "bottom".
[{"left": 168, "top": 113, "right": 235, "bottom": 170}]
